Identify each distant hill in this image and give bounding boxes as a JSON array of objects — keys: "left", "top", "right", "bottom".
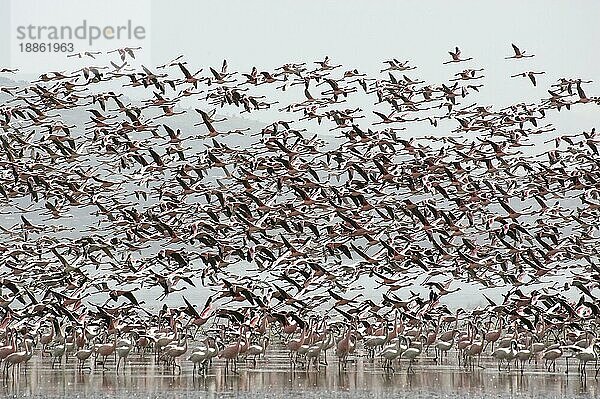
[{"left": 0, "top": 76, "right": 267, "bottom": 150}]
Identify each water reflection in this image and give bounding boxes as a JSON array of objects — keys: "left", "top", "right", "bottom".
[{"left": 1, "top": 354, "right": 598, "bottom": 398}]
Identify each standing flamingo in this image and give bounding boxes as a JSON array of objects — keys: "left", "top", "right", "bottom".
[
  {"left": 286, "top": 321, "right": 308, "bottom": 368},
  {"left": 3, "top": 338, "right": 32, "bottom": 378},
  {"left": 95, "top": 334, "right": 117, "bottom": 371},
  {"left": 0, "top": 329, "right": 16, "bottom": 366},
  {"left": 164, "top": 331, "right": 188, "bottom": 373},
  {"left": 50, "top": 335, "right": 66, "bottom": 369},
  {"left": 116, "top": 338, "right": 134, "bottom": 373},
  {"left": 75, "top": 347, "right": 94, "bottom": 372},
  {"left": 245, "top": 335, "right": 268, "bottom": 368},
  {"left": 402, "top": 336, "right": 422, "bottom": 373},
  {"left": 39, "top": 322, "right": 54, "bottom": 357},
  {"left": 219, "top": 328, "right": 243, "bottom": 373},
  {"left": 484, "top": 317, "right": 503, "bottom": 352},
  {"left": 335, "top": 323, "right": 353, "bottom": 369}
]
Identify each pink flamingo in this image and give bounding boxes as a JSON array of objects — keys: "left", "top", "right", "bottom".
[
  {"left": 4, "top": 338, "right": 33, "bottom": 378},
  {"left": 286, "top": 321, "right": 309, "bottom": 368},
  {"left": 484, "top": 317, "right": 503, "bottom": 352},
  {"left": 0, "top": 329, "right": 16, "bottom": 367},
  {"left": 336, "top": 323, "right": 353, "bottom": 369},
  {"left": 95, "top": 334, "right": 117, "bottom": 371},
  {"left": 219, "top": 328, "right": 243, "bottom": 373},
  {"left": 39, "top": 322, "right": 54, "bottom": 357}
]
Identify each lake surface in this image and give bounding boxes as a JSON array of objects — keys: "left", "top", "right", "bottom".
[{"left": 4, "top": 349, "right": 599, "bottom": 399}]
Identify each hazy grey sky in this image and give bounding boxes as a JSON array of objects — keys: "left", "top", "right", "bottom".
[
  {"left": 149, "top": 1, "right": 600, "bottom": 126},
  {"left": 1, "top": 0, "right": 598, "bottom": 126},
  {"left": 0, "top": 1, "right": 597, "bottom": 309}
]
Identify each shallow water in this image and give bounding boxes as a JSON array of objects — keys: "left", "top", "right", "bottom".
[{"left": 3, "top": 350, "right": 599, "bottom": 399}]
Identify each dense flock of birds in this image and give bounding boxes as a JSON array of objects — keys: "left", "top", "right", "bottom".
[{"left": 0, "top": 44, "right": 599, "bottom": 380}]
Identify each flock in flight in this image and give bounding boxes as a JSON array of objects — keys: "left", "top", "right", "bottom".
[{"left": 0, "top": 43, "right": 599, "bottom": 380}]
